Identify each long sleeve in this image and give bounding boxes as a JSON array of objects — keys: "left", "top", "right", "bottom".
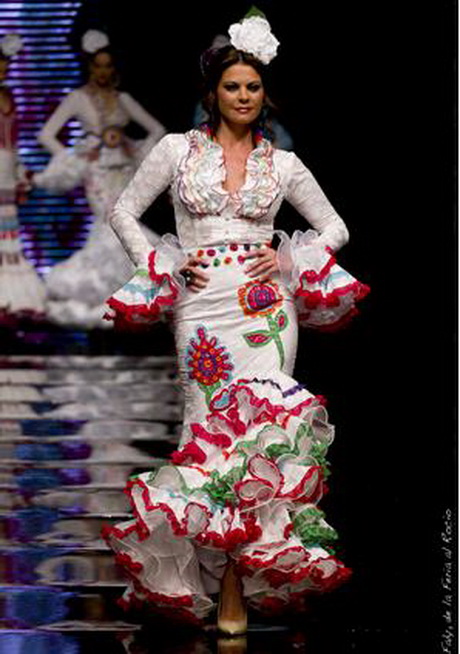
[
  {"left": 284, "top": 152, "right": 349, "bottom": 252},
  {"left": 38, "top": 91, "right": 78, "bottom": 155},
  {"left": 120, "top": 93, "right": 166, "bottom": 142},
  {"left": 110, "top": 134, "right": 179, "bottom": 266}
]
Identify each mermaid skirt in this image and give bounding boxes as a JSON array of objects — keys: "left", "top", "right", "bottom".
[{"left": 103, "top": 242, "right": 353, "bottom": 620}]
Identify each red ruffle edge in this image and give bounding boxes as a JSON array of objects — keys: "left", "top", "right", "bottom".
[
  {"left": 299, "top": 249, "right": 337, "bottom": 284},
  {"left": 295, "top": 280, "right": 370, "bottom": 310},
  {"left": 104, "top": 250, "right": 179, "bottom": 329},
  {"left": 103, "top": 476, "right": 262, "bottom": 553},
  {"left": 238, "top": 546, "right": 352, "bottom": 592},
  {"left": 208, "top": 381, "right": 325, "bottom": 431}
]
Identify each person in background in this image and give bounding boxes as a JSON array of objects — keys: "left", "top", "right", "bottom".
[
  {"left": 34, "top": 29, "right": 165, "bottom": 329},
  {"left": 0, "top": 33, "right": 46, "bottom": 323}
]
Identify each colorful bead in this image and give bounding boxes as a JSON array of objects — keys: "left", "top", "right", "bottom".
[
  {"left": 224, "top": 257, "right": 232, "bottom": 264},
  {"left": 207, "top": 249, "right": 216, "bottom": 256},
  {"left": 230, "top": 243, "right": 238, "bottom": 251},
  {"left": 197, "top": 249, "right": 204, "bottom": 257},
  {"left": 243, "top": 244, "right": 250, "bottom": 251},
  {"left": 237, "top": 255, "right": 245, "bottom": 264},
  {"left": 219, "top": 246, "right": 226, "bottom": 253},
  {"left": 213, "top": 258, "right": 221, "bottom": 266}
]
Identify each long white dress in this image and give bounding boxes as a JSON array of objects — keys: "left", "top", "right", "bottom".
[
  {"left": 0, "top": 88, "right": 46, "bottom": 321},
  {"left": 102, "top": 128, "right": 369, "bottom": 621},
  {"left": 34, "top": 86, "right": 166, "bottom": 328}
]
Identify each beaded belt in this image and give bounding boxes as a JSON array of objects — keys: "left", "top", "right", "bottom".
[{"left": 190, "top": 242, "right": 271, "bottom": 268}]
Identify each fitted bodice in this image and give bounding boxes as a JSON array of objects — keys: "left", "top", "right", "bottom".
[{"left": 110, "top": 130, "right": 350, "bottom": 267}]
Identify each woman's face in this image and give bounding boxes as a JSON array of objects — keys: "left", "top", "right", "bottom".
[
  {"left": 216, "top": 63, "right": 264, "bottom": 127},
  {"left": 89, "top": 51, "right": 115, "bottom": 87}
]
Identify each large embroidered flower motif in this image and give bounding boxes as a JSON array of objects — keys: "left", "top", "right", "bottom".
[
  {"left": 186, "top": 327, "right": 233, "bottom": 387},
  {"left": 238, "top": 280, "right": 288, "bottom": 367},
  {"left": 238, "top": 280, "right": 283, "bottom": 318}
]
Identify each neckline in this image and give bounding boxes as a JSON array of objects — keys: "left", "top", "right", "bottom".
[{"left": 198, "top": 125, "right": 268, "bottom": 198}]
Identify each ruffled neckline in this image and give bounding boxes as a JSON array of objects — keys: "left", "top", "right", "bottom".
[{"left": 176, "top": 127, "right": 280, "bottom": 219}]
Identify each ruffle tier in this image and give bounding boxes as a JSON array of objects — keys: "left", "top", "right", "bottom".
[
  {"left": 104, "top": 235, "right": 187, "bottom": 329},
  {"left": 103, "top": 378, "right": 352, "bottom": 621},
  {"left": 277, "top": 229, "right": 370, "bottom": 330}
]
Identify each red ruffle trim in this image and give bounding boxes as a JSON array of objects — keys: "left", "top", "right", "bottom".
[
  {"left": 104, "top": 250, "right": 179, "bottom": 329},
  {"left": 295, "top": 280, "right": 370, "bottom": 309},
  {"left": 209, "top": 381, "right": 324, "bottom": 431},
  {"left": 103, "top": 476, "right": 261, "bottom": 553},
  {"left": 299, "top": 249, "right": 337, "bottom": 284},
  {"left": 238, "top": 546, "right": 352, "bottom": 592}
]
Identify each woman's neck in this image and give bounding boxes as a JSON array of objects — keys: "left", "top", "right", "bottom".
[{"left": 215, "top": 120, "right": 254, "bottom": 151}]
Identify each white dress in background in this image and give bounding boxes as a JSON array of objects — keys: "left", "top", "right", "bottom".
[
  {"left": 102, "top": 128, "right": 370, "bottom": 620},
  {"left": 34, "top": 86, "right": 166, "bottom": 328},
  {"left": 0, "top": 88, "right": 46, "bottom": 321}
]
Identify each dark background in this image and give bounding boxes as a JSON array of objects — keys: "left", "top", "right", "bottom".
[{"left": 72, "top": 0, "right": 457, "bottom": 645}]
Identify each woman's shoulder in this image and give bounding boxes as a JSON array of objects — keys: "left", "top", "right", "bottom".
[{"left": 272, "top": 145, "right": 299, "bottom": 172}]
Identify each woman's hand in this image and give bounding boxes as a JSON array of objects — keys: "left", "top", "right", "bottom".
[
  {"left": 244, "top": 247, "right": 279, "bottom": 282},
  {"left": 179, "top": 255, "right": 210, "bottom": 293}
]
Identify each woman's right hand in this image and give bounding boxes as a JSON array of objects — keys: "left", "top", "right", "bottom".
[{"left": 179, "top": 255, "right": 210, "bottom": 293}]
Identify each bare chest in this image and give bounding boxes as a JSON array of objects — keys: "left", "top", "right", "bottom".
[{"left": 222, "top": 149, "right": 252, "bottom": 195}]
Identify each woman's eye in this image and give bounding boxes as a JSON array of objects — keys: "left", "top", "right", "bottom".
[
  {"left": 248, "top": 84, "right": 261, "bottom": 91},
  {"left": 223, "top": 84, "right": 238, "bottom": 91}
]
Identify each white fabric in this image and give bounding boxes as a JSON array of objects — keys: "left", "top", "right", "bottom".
[{"left": 110, "top": 132, "right": 349, "bottom": 267}]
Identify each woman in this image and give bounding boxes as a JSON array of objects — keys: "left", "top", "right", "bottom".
[
  {"left": 0, "top": 34, "right": 46, "bottom": 322},
  {"left": 102, "top": 14, "right": 369, "bottom": 634},
  {"left": 33, "top": 30, "right": 165, "bottom": 328}
]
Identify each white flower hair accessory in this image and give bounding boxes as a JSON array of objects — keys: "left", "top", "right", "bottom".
[
  {"left": 1, "top": 33, "right": 23, "bottom": 58},
  {"left": 81, "top": 29, "right": 109, "bottom": 54},
  {"left": 228, "top": 13, "right": 279, "bottom": 65}
]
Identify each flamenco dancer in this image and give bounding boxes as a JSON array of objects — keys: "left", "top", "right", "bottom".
[
  {"left": 103, "top": 11, "right": 369, "bottom": 636},
  {"left": 0, "top": 34, "right": 46, "bottom": 322},
  {"left": 33, "top": 29, "right": 166, "bottom": 328}
]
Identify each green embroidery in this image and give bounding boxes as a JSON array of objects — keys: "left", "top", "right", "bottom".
[
  {"left": 292, "top": 506, "right": 338, "bottom": 547},
  {"left": 243, "top": 309, "right": 289, "bottom": 368},
  {"left": 202, "top": 467, "right": 245, "bottom": 506}
]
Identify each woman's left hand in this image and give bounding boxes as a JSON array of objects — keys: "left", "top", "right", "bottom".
[{"left": 244, "top": 247, "right": 279, "bottom": 282}]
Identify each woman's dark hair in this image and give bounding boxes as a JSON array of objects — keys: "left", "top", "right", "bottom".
[{"left": 200, "top": 45, "right": 275, "bottom": 138}]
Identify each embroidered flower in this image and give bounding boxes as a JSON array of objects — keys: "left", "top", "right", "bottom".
[
  {"left": 238, "top": 280, "right": 283, "bottom": 318},
  {"left": 176, "top": 129, "right": 280, "bottom": 219},
  {"left": 186, "top": 327, "right": 233, "bottom": 387},
  {"left": 228, "top": 16, "right": 279, "bottom": 65}
]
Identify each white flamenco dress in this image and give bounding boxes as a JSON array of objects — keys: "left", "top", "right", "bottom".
[
  {"left": 33, "top": 86, "right": 166, "bottom": 328},
  {"left": 102, "top": 128, "right": 370, "bottom": 621},
  {"left": 0, "top": 90, "right": 46, "bottom": 321}
]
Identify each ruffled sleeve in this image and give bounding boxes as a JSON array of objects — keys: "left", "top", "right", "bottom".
[
  {"left": 105, "top": 134, "right": 188, "bottom": 328},
  {"left": 104, "top": 234, "right": 187, "bottom": 329},
  {"left": 278, "top": 153, "right": 370, "bottom": 330}
]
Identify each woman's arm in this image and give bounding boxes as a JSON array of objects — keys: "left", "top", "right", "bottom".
[
  {"left": 110, "top": 134, "right": 178, "bottom": 266},
  {"left": 284, "top": 152, "right": 349, "bottom": 251},
  {"left": 120, "top": 92, "right": 166, "bottom": 146},
  {"left": 38, "top": 91, "right": 78, "bottom": 155}
]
